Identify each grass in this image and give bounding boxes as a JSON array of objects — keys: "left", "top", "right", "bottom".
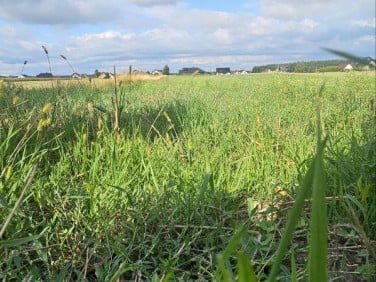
[
  {"left": 7, "top": 72, "right": 164, "bottom": 90},
  {"left": 0, "top": 72, "right": 375, "bottom": 280}
]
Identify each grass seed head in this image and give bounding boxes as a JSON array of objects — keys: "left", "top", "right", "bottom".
[
  {"left": 42, "top": 103, "right": 53, "bottom": 114},
  {"left": 5, "top": 166, "right": 13, "bottom": 181},
  {"left": 12, "top": 96, "right": 20, "bottom": 105},
  {"left": 42, "top": 45, "right": 48, "bottom": 55}
]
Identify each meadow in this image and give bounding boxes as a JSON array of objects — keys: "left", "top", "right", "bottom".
[{"left": 0, "top": 72, "right": 375, "bottom": 281}]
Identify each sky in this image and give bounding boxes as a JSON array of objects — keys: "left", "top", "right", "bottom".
[{"left": 0, "top": 0, "right": 375, "bottom": 75}]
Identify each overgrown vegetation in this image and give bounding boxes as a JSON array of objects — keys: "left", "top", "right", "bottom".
[{"left": 0, "top": 72, "right": 375, "bottom": 281}]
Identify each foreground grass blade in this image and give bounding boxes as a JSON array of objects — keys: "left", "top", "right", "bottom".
[
  {"left": 322, "top": 48, "right": 373, "bottom": 66},
  {"left": 291, "top": 249, "right": 297, "bottom": 282},
  {"left": 269, "top": 83, "right": 328, "bottom": 281},
  {"left": 308, "top": 81, "right": 328, "bottom": 282},
  {"left": 0, "top": 227, "right": 48, "bottom": 247},
  {"left": 267, "top": 155, "right": 315, "bottom": 282},
  {"left": 0, "top": 162, "right": 39, "bottom": 239},
  {"left": 237, "top": 251, "right": 258, "bottom": 282},
  {"left": 216, "top": 225, "right": 247, "bottom": 281},
  {"left": 308, "top": 137, "right": 328, "bottom": 282}
]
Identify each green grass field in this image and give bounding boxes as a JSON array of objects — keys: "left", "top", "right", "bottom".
[{"left": 0, "top": 73, "right": 375, "bottom": 281}]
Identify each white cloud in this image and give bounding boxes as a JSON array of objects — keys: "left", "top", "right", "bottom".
[
  {"left": 130, "top": 0, "right": 181, "bottom": 6},
  {"left": 352, "top": 18, "right": 376, "bottom": 28},
  {"left": 0, "top": 0, "right": 374, "bottom": 75},
  {"left": 0, "top": 0, "right": 122, "bottom": 24},
  {"left": 260, "top": 0, "right": 374, "bottom": 20}
]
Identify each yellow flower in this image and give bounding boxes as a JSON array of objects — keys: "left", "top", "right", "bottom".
[
  {"left": 0, "top": 80, "right": 3, "bottom": 97},
  {"left": 42, "top": 103, "right": 53, "bottom": 114},
  {"left": 12, "top": 96, "right": 20, "bottom": 105}
]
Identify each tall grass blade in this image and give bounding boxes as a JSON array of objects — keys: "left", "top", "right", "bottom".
[
  {"left": 291, "top": 249, "right": 297, "bottom": 282},
  {"left": 112, "top": 65, "right": 120, "bottom": 131},
  {"left": 0, "top": 227, "right": 48, "bottom": 247},
  {"left": 322, "top": 48, "right": 373, "bottom": 66},
  {"left": 307, "top": 81, "right": 328, "bottom": 281},
  {"left": 267, "top": 155, "right": 315, "bottom": 281},
  {"left": 216, "top": 225, "right": 247, "bottom": 281},
  {"left": 269, "top": 83, "right": 328, "bottom": 281},
  {"left": 0, "top": 162, "right": 39, "bottom": 239},
  {"left": 108, "top": 262, "right": 133, "bottom": 282},
  {"left": 237, "top": 250, "right": 258, "bottom": 282},
  {"left": 308, "top": 137, "right": 328, "bottom": 282}
]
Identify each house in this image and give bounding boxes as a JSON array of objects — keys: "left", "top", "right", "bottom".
[
  {"left": 36, "top": 72, "right": 53, "bottom": 78},
  {"left": 338, "top": 63, "right": 353, "bottom": 71},
  {"left": 98, "top": 72, "right": 110, "bottom": 79},
  {"left": 216, "top": 67, "right": 231, "bottom": 74},
  {"left": 179, "top": 67, "right": 205, "bottom": 74},
  {"left": 72, "top": 73, "right": 81, "bottom": 79},
  {"left": 152, "top": 70, "right": 163, "bottom": 75},
  {"left": 344, "top": 64, "right": 353, "bottom": 71},
  {"left": 277, "top": 66, "right": 289, "bottom": 72}
]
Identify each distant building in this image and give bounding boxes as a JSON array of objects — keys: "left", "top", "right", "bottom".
[
  {"left": 216, "top": 67, "right": 231, "bottom": 74},
  {"left": 338, "top": 63, "right": 353, "bottom": 71},
  {"left": 179, "top": 67, "right": 205, "bottom": 74},
  {"left": 98, "top": 72, "right": 111, "bottom": 79},
  {"left": 277, "top": 66, "right": 293, "bottom": 72},
  {"left": 152, "top": 70, "right": 163, "bottom": 75},
  {"left": 36, "top": 72, "right": 53, "bottom": 78}
]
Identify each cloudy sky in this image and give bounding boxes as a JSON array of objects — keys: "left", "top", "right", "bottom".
[{"left": 0, "top": 0, "right": 374, "bottom": 75}]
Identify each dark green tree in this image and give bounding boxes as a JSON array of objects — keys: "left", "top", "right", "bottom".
[{"left": 163, "top": 65, "right": 170, "bottom": 75}]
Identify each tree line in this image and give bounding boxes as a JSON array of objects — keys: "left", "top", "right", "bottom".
[{"left": 251, "top": 59, "right": 354, "bottom": 73}]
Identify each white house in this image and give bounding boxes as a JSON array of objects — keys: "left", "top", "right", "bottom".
[{"left": 344, "top": 64, "right": 353, "bottom": 71}]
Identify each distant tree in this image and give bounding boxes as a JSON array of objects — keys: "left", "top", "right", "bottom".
[
  {"left": 318, "top": 66, "right": 341, "bottom": 72},
  {"left": 94, "top": 69, "right": 100, "bottom": 77},
  {"left": 163, "top": 65, "right": 170, "bottom": 75},
  {"left": 295, "top": 62, "right": 306, "bottom": 73}
]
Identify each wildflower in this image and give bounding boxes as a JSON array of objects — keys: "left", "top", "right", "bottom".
[
  {"left": 12, "top": 96, "right": 20, "bottom": 105},
  {"left": 42, "top": 103, "right": 53, "bottom": 114},
  {"left": 0, "top": 80, "right": 3, "bottom": 97}
]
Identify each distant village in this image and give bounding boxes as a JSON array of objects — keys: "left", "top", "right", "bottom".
[{"left": 1, "top": 58, "right": 374, "bottom": 79}]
